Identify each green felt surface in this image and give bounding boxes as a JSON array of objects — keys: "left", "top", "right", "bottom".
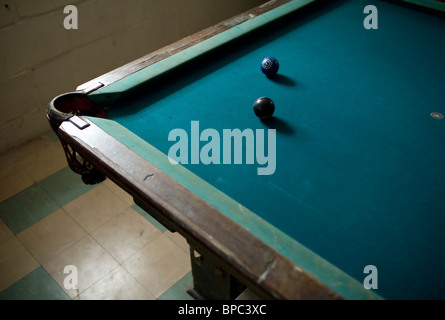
[
  {"left": 87, "top": 0, "right": 445, "bottom": 299},
  {"left": 395, "top": 0, "right": 445, "bottom": 12}
]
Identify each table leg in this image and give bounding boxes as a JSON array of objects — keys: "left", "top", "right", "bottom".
[{"left": 187, "top": 243, "right": 246, "bottom": 300}]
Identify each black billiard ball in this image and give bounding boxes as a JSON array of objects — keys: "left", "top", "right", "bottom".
[
  {"left": 253, "top": 97, "right": 275, "bottom": 119},
  {"left": 260, "top": 57, "right": 279, "bottom": 77}
]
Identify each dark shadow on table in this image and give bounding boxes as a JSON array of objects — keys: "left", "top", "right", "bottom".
[
  {"left": 266, "top": 74, "right": 296, "bottom": 87},
  {"left": 261, "top": 116, "right": 295, "bottom": 135}
]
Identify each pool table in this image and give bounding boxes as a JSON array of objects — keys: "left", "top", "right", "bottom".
[{"left": 47, "top": 0, "right": 445, "bottom": 300}]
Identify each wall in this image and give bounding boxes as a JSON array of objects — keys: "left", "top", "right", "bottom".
[{"left": 0, "top": 0, "right": 265, "bottom": 153}]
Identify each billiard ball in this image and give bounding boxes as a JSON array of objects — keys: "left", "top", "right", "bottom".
[
  {"left": 260, "top": 56, "right": 279, "bottom": 77},
  {"left": 253, "top": 97, "right": 275, "bottom": 119}
]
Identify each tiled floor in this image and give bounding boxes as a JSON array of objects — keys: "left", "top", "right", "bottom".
[{"left": 0, "top": 130, "right": 195, "bottom": 300}]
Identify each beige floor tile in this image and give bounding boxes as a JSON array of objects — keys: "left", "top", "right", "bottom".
[
  {"left": 0, "top": 163, "right": 35, "bottom": 202},
  {"left": 17, "top": 209, "right": 87, "bottom": 264},
  {"left": 63, "top": 184, "right": 129, "bottom": 233},
  {"left": 16, "top": 141, "right": 67, "bottom": 182},
  {"left": 0, "top": 219, "right": 14, "bottom": 245},
  {"left": 91, "top": 207, "right": 162, "bottom": 263},
  {"left": 165, "top": 230, "right": 190, "bottom": 254},
  {"left": 236, "top": 287, "right": 261, "bottom": 300},
  {"left": 0, "top": 133, "right": 56, "bottom": 201},
  {"left": 0, "top": 237, "right": 40, "bottom": 292},
  {"left": 79, "top": 266, "right": 155, "bottom": 300},
  {"left": 43, "top": 235, "right": 119, "bottom": 299},
  {"left": 123, "top": 233, "right": 191, "bottom": 298},
  {"left": 103, "top": 178, "right": 134, "bottom": 206}
]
